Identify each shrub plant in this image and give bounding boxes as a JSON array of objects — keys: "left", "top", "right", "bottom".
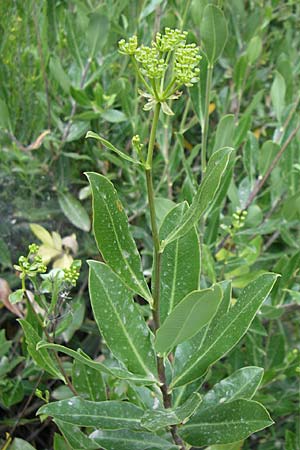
[
  {"left": 1, "top": 2, "right": 300, "bottom": 450},
  {"left": 24, "top": 23, "right": 280, "bottom": 449}
]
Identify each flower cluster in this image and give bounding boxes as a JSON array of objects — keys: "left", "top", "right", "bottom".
[
  {"left": 174, "top": 44, "right": 201, "bottom": 87},
  {"left": 232, "top": 210, "right": 248, "bottom": 232},
  {"left": 63, "top": 260, "right": 81, "bottom": 286},
  {"left": 118, "top": 35, "right": 138, "bottom": 55},
  {"left": 118, "top": 28, "right": 201, "bottom": 88},
  {"left": 154, "top": 28, "right": 188, "bottom": 52},
  {"left": 135, "top": 46, "right": 167, "bottom": 79},
  {"left": 14, "top": 244, "right": 47, "bottom": 279},
  {"left": 132, "top": 134, "right": 143, "bottom": 155}
]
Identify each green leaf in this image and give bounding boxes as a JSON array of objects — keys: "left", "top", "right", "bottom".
[
  {"left": 86, "top": 172, "right": 151, "bottom": 302},
  {"left": 65, "top": 121, "right": 90, "bottom": 142},
  {"left": 36, "top": 342, "right": 157, "bottom": 385},
  {"left": 201, "top": 244, "right": 216, "bottom": 283},
  {"left": 53, "top": 433, "right": 69, "bottom": 450},
  {"left": 58, "top": 192, "right": 91, "bottom": 232},
  {"left": 87, "top": 14, "right": 109, "bottom": 58},
  {"left": 88, "top": 261, "right": 157, "bottom": 379},
  {"left": 72, "top": 359, "right": 106, "bottom": 401},
  {"left": 161, "top": 148, "right": 233, "bottom": 249},
  {"left": 49, "top": 56, "right": 70, "bottom": 93},
  {"left": 86, "top": 131, "right": 141, "bottom": 165},
  {"left": 213, "top": 115, "right": 235, "bottom": 153},
  {"left": 247, "top": 36, "right": 262, "bottom": 65},
  {"left": 206, "top": 442, "right": 244, "bottom": 450},
  {"left": 234, "top": 114, "right": 252, "bottom": 148},
  {"left": 141, "top": 392, "right": 202, "bottom": 432},
  {"left": 101, "top": 109, "right": 127, "bottom": 123},
  {"left": 9, "top": 438, "right": 36, "bottom": 450},
  {"left": 38, "top": 398, "right": 144, "bottom": 430},
  {"left": 271, "top": 71, "right": 286, "bottom": 122},
  {"left": 154, "top": 197, "right": 176, "bottom": 228},
  {"left": 9, "top": 289, "right": 24, "bottom": 304},
  {"left": 70, "top": 86, "right": 91, "bottom": 107},
  {"left": 0, "top": 98, "right": 12, "bottom": 131},
  {"left": 199, "top": 367, "right": 264, "bottom": 411},
  {"left": 155, "top": 285, "right": 222, "bottom": 355},
  {"left": 158, "top": 202, "right": 200, "bottom": 323},
  {"left": 89, "top": 428, "right": 178, "bottom": 450},
  {"left": 173, "top": 280, "right": 232, "bottom": 378},
  {"left": 258, "top": 141, "right": 280, "bottom": 176},
  {"left": 233, "top": 55, "right": 248, "bottom": 93},
  {"left": 179, "top": 399, "right": 273, "bottom": 446},
  {"left": 201, "top": 4, "right": 228, "bottom": 64},
  {"left": 18, "top": 320, "right": 64, "bottom": 381},
  {"left": 55, "top": 420, "right": 99, "bottom": 450},
  {"left": 171, "top": 273, "right": 277, "bottom": 388},
  {"left": 65, "top": 15, "right": 84, "bottom": 71}
]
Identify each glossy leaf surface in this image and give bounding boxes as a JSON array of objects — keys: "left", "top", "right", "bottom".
[
  {"left": 159, "top": 202, "right": 200, "bottom": 323},
  {"left": 155, "top": 285, "right": 222, "bottom": 355},
  {"left": 55, "top": 420, "right": 99, "bottom": 450},
  {"left": 72, "top": 359, "right": 106, "bottom": 401},
  {"left": 38, "top": 398, "right": 144, "bottom": 430},
  {"left": 199, "top": 366, "right": 264, "bottom": 411},
  {"left": 173, "top": 281, "right": 232, "bottom": 379},
  {"left": 89, "top": 429, "right": 178, "bottom": 450},
  {"left": 37, "top": 342, "right": 157, "bottom": 384},
  {"left": 179, "top": 399, "right": 273, "bottom": 446},
  {"left": 141, "top": 392, "right": 201, "bottom": 432},
  {"left": 86, "top": 172, "right": 151, "bottom": 302},
  {"left": 89, "top": 261, "right": 157, "bottom": 378},
  {"left": 171, "top": 273, "right": 277, "bottom": 388},
  {"left": 161, "top": 148, "right": 233, "bottom": 249}
]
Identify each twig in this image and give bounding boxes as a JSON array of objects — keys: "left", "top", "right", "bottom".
[
  {"left": 263, "top": 230, "right": 280, "bottom": 251},
  {"left": 2, "top": 372, "right": 44, "bottom": 449},
  {"left": 215, "top": 122, "right": 300, "bottom": 254},
  {"left": 24, "top": 292, "right": 78, "bottom": 396}
]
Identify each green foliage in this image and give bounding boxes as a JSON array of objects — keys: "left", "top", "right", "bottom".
[{"left": 1, "top": 1, "right": 300, "bottom": 450}]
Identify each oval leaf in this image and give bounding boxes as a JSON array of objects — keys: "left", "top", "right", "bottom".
[
  {"left": 90, "top": 429, "right": 178, "bottom": 450},
  {"left": 179, "top": 399, "right": 273, "bottom": 446},
  {"left": 155, "top": 285, "right": 223, "bottom": 355},
  {"left": 199, "top": 366, "right": 264, "bottom": 411},
  {"left": 201, "top": 4, "right": 228, "bottom": 64},
  {"left": 38, "top": 398, "right": 143, "bottom": 430},
  {"left": 58, "top": 192, "right": 91, "bottom": 232},
  {"left": 86, "top": 172, "right": 152, "bottom": 302}
]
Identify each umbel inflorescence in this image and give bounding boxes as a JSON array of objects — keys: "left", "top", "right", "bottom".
[{"left": 118, "top": 28, "right": 201, "bottom": 114}]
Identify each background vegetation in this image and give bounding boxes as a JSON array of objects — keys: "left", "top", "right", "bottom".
[{"left": 0, "top": 0, "right": 299, "bottom": 449}]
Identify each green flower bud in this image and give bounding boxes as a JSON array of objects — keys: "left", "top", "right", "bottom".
[
  {"left": 135, "top": 46, "right": 167, "bottom": 79},
  {"left": 28, "top": 243, "right": 39, "bottom": 254},
  {"left": 118, "top": 35, "right": 138, "bottom": 55},
  {"left": 154, "top": 28, "right": 188, "bottom": 52}
]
